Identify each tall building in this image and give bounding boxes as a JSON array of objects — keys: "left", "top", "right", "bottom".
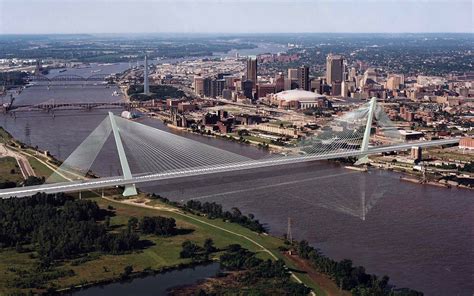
[
  {"left": 203, "top": 77, "right": 213, "bottom": 97},
  {"left": 275, "top": 73, "right": 285, "bottom": 93},
  {"left": 331, "top": 81, "right": 342, "bottom": 96},
  {"left": 288, "top": 68, "right": 298, "bottom": 81},
  {"left": 298, "top": 65, "right": 310, "bottom": 91},
  {"left": 326, "top": 54, "right": 344, "bottom": 85},
  {"left": 386, "top": 74, "right": 405, "bottom": 90},
  {"left": 143, "top": 55, "right": 150, "bottom": 95},
  {"left": 246, "top": 58, "right": 257, "bottom": 86},
  {"left": 242, "top": 80, "right": 254, "bottom": 100},
  {"left": 194, "top": 76, "right": 205, "bottom": 96},
  {"left": 257, "top": 84, "right": 276, "bottom": 99}
]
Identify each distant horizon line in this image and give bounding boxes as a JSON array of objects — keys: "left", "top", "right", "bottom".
[{"left": 1, "top": 32, "right": 473, "bottom": 36}]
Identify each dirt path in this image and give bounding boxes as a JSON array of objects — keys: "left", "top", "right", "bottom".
[{"left": 284, "top": 253, "right": 350, "bottom": 296}]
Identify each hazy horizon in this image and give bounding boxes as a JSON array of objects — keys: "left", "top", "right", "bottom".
[{"left": 0, "top": 0, "right": 472, "bottom": 35}]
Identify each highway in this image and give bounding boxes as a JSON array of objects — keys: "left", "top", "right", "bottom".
[{"left": 0, "top": 138, "right": 459, "bottom": 199}]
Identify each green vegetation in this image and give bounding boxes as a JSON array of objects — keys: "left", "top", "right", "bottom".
[
  {"left": 184, "top": 199, "right": 266, "bottom": 233},
  {"left": 174, "top": 244, "right": 311, "bottom": 295},
  {"left": 128, "top": 85, "right": 187, "bottom": 101},
  {"left": 26, "top": 156, "right": 55, "bottom": 180},
  {"left": 0, "top": 192, "right": 316, "bottom": 294},
  {"left": 296, "top": 240, "right": 423, "bottom": 296},
  {"left": 243, "top": 135, "right": 272, "bottom": 144},
  {"left": 0, "top": 157, "right": 23, "bottom": 184},
  {"left": 0, "top": 127, "right": 14, "bottom": 144}
]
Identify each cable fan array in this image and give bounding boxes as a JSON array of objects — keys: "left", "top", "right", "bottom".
[{"left": 47, "top": 101, "right": 402, "bottom": 183}]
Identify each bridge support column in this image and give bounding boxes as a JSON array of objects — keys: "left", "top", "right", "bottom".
[
  {"left": 355, "top": 97, "right": 377, "bottom": 166},
  {"left": 108, "top": 112, "right": 137, "bottom": 197}
]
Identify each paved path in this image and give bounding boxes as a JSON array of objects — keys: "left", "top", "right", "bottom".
[{"left": 103, "top": 196, "right": 316, "bottom": 295}]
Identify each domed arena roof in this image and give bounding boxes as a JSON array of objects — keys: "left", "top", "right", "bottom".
[{"left": 274, "top": 89, "right": 325, "bottom": 102}]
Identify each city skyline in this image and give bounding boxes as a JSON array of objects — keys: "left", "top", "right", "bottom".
[{"left": 0, "top": 0, "right": 472, "bottom": 34}]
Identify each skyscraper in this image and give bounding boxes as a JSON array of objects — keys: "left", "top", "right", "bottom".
[
  {"left": 143, "top": 55, "right": 150, "bottom": 95},
  {"left": 326, "top": 54, "right": 344, "bottom": 85},
  {"left": 298, "top": 65, "right": 310, "bottom": 91},
  {"left": 242, "top": 80, "right": 254, "bottom": 100},
  {"left": 194, "top": 76, "right": 205, "bottom": 96},
  {"left": 246, "top": 57, "right": 257, "bottom": 86}
]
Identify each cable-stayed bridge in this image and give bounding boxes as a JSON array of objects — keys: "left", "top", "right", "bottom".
[{"left": 0, "top": 98, "right": 460, "bottom": 199}]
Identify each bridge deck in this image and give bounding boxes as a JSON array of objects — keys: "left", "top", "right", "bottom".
[{"left": 0, "top": 138, "right": 460, "bottom": 199}]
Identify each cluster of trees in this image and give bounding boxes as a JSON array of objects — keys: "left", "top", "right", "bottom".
[
  {"left": 184, "top": 200, "right": 266, "bottom": 233},
  {"left": 179, "top": 238, "right": 217, "bottom": 261},
  {"left": 0, "top": 181, "right": 16, "bottom": 189},
  {"left": 463, "top": 161, "right": 474, "bottom": 173},
  {"left": 127, "top": 85, "right": 187, "bottom": 101},
  {"left": 138, "top": 216, "right": 177, "bottom": 236},
  {"left": 296, "top": 240, "right": 423, "bottom": 296},
  {"left": 217, "top": 244, "right": 311, "bottom": 295},
  {"left": 0, "top": 176, "right": 45, "bottom": 189},
  {"left": 0, "top": 193, "right": 140, "bottom": 266}
]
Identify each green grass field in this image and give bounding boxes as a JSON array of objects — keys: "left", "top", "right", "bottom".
[
  {"left": 26, "top": 156, "right": 55, "bottom": 180},
  {"left": 243, "top": 135, "right": 272, "bottom": 144},
  {"left": 0, "top": 157, "right": 23, "bottom": 183}
]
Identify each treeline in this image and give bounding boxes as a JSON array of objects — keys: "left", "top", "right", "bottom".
[
  {"left": 127, "top": 85, "right": 187, "bottom": 101},
  {"left": 0, "top": 193, "right": 140, "bottom": 266},
  {"left": 194, "top": 244, "right": 310, "bottom": 295},
  {"left": 184, "top": 200, "right": 266, "bottom": 233},
  {"left": 296, "top": 240, "right": 423, "bottom": 296},
  {"left": 0, "top": 174, "right": 44, "bottom": 189},
  {"left": 147, "top": 194, "right": 266, "bottom": 233}
]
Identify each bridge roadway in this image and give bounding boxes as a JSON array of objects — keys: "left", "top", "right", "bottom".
[
  {"left": 8, "top": 102, "right": 147, "bottom": 112},
  {"left": 0, "top": 138, "right": 460, "bottom": 199}
]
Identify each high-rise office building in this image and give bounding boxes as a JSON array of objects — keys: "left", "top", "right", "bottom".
[
  {"left": 194, "top": 76, "right": 205, "bottom": 96},
  {"left": 326, "top": 54, "right": 344, "bottom": 85},
  {"left": 298, "top": 65, "right": 310, "bottom": 91},
  {"left": 246, "top": 58, "right": 257, "bottom": 86},
  {"left": 242, "top": 80, "right": 254, "bottom": 100},
  {"left": 203, "top": 77, "right": 212, "bottom": 97}
]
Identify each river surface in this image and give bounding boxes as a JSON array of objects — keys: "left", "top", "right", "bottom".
[{"left": 0, "top": 61, "right": 472, "bottom": 295}]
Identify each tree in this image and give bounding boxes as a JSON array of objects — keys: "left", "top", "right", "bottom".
[
  {"left": 104, "top": 216, "right": 111, "bottom": 229},
  {"left": 180, "top": 240, "right": 202, "bottom": 259},
  {"left": 203, "top": 238, "right": 216, "bottom": 254},
  {"left": 127, "top": 217, "right": 138, "bottom": 232},
  {"left": 121, "top": 265, "right": 133, "bottom": 279}
]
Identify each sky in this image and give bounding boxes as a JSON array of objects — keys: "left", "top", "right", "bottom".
[{"left": 0, "top": 0, "right": 472, "bottom": 34}]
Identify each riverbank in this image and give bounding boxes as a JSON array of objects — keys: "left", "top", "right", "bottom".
[{"left": 0, "top": 188, "right": 328, "bottom": 295}]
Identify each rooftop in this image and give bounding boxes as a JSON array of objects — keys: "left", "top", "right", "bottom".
[{"left": 274, "top": 89, "right": 325, "bottom": 102}]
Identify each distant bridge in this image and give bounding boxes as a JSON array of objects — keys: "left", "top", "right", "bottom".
[
  {"left": 7, "top": 101, "right": 147, "bottom": 112},
  {"left": 29, "top": 73, "right": 112, "bottom": 82}
]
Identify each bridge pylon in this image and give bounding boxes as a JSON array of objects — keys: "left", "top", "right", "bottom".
[
  {"left": 108, "top": 112, "right": 138, "bottom": 196},
  {"left": 355, "top": 97, "right": 377, "bottom": 166}
]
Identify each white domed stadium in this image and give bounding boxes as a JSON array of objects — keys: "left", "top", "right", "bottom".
[{"left": 271, "top": 89, "right": 326, "bottom": 110}]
